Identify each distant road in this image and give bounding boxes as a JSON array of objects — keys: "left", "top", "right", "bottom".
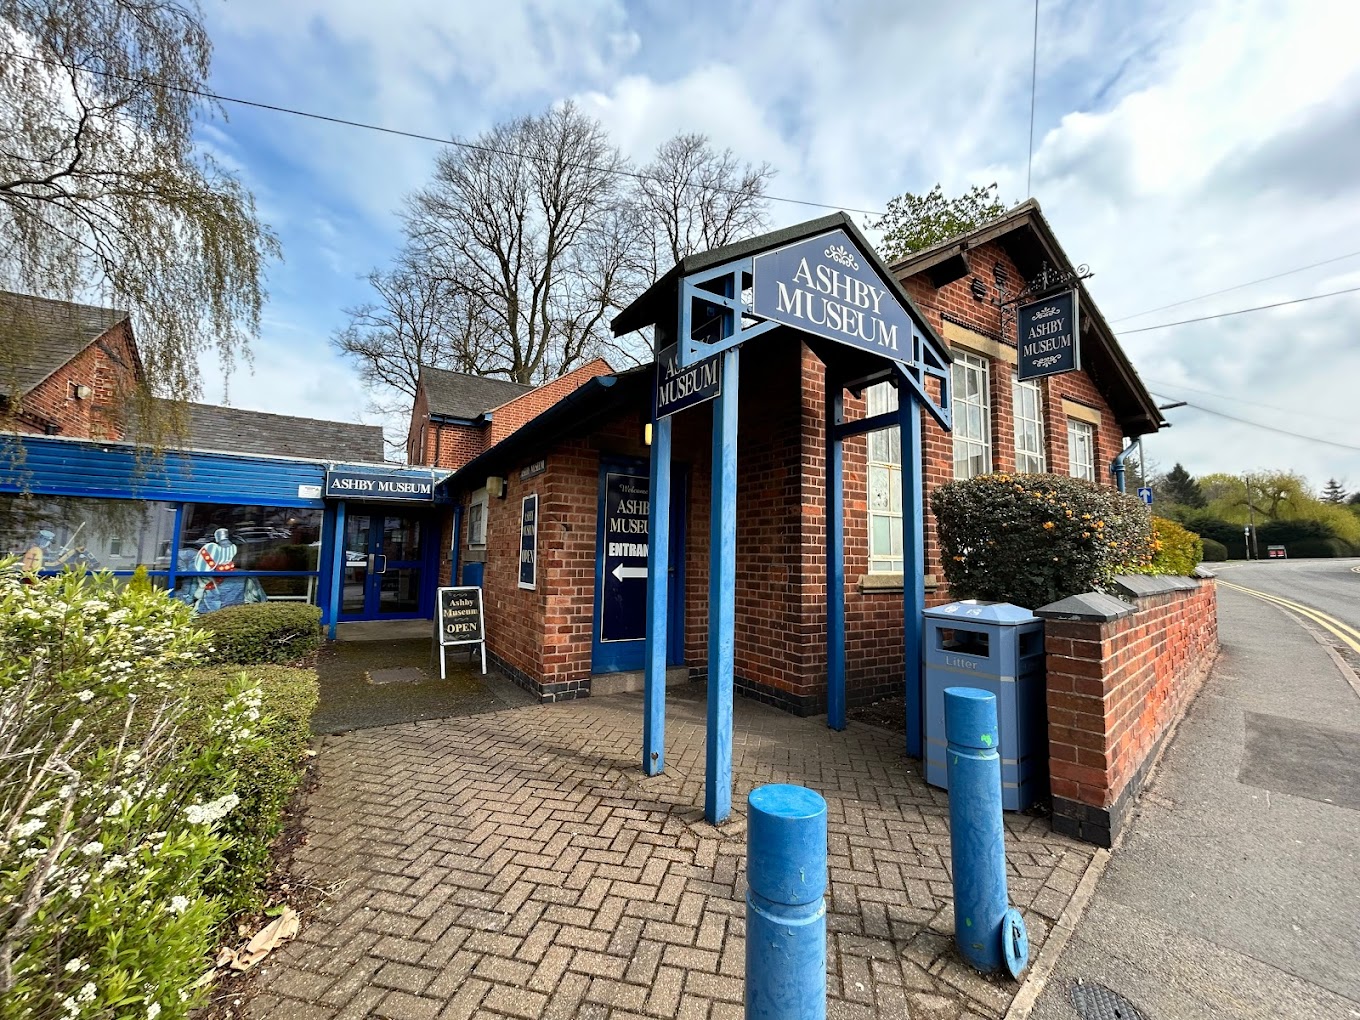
[{"left": 1214, "top": 557, "right": 1360, "bottom": 656}]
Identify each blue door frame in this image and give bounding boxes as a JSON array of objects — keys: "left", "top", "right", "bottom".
[
  {"left": 591, "top": 459, "right": 685, "bottom": 674},
  {"left": 337, "top": 506, "right": 438, "bottom": 622}
]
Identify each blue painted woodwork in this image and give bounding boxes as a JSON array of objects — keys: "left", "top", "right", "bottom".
[
  {"left": 677, "top": 258, "right": 778, "bottom": 368},
  {"left": 705, "top": 346, "right": 740, "bottom": 824},
  {"left": 745, "top": 784, "right": 828, "bottom": 1020},
  {"left": 825, "top": 368, "right": 846, "bottom": 732},
  {"left": 327, "top": 500, "right": 346, "bottom": 640},
  {"left": 924, "top": 602, "right": 1047, "bottom": 810},
  {"left": 899, "top": 374, "right": 926, "bottom": 759},
  {"left": 643, "top": 412, "right": 672, "bottom": 776},
  {"left": 944, "top": 687, "right": 1024, "bottom": 974},
  {"left": 462, "top": 561, "right": 484, "bottom": 587}
]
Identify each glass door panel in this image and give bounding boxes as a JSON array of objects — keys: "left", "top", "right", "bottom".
[
  {"left": 342, "top": 514, "right": 371, "bottom": 616},
  {"left": 378, "top": 568, "right": 420, "bottom": 615}
]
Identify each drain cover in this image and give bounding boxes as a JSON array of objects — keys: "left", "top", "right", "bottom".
[
  {"left": 367, "top": 667, "right": 425, "bottom": 685},
  {"left": 1070, "top": 981, "right": 1148, "bottom": 1020}
]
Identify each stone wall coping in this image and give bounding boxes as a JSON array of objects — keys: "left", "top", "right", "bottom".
[
  {"left": 1111, "top": 574, "right": 1201, "bottom": 598},
  {"left": 1193, "top": 565, "right": 1217, "bottom": 579},
  {"left": 1033, "top": 591, "right": 1136, "bottom": 622}
]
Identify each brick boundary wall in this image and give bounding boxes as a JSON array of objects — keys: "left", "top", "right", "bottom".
[{"left": 1037, "top": 575, "right": 1219, "bottom": 847}]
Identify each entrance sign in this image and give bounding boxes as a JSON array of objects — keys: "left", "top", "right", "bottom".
[
  {"left": 1137, "top": 486, "right": 1153, "bottom": 506},
  {"left": 656, "top": 343, "right": 722, "bottom": 418},
  {"left": 325, "top": 468, "right": 434, "bottom": 501},
  {"left": 601, "top": 471, "right": 649, "bottom": 642},
  {"left": 519, "top": 494, "right": 538, "bottom": 589},
  {"left": 1016, "top": 290, "right": 1080, "bottom": 381},
  {"left": 435, "top": 585, "right": 486, "bottom": 676},
  {"left": 751, "top": 230, "right": 912, "bottom": 362}
]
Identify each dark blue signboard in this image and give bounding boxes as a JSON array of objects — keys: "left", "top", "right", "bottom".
[
  {"left": 751, "top": 229, "right": 913, "bottom": 362},
  {"left": 1016, "top": 289, "right": 1081, "bottom": 381},
  {"left": 325, "top": 468, "right": 434, "bottom": 501},
  {"left": 600, "top": 471, "right": 649, "bottom": 642},
  {"left": 519, "top": 493, "right": 537, "bottom": 589},
  {"left": 1137, "top": 486, "right": 1153, "bottom": 506},
  {"left": 656, "top": 343, "right": 722, "bottom": 419}
]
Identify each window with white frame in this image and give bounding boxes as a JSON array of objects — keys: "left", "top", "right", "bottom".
[
  {"left": 467, "top": 490, "right": 488, "bottom": 546},
  {"left": 865, "top": 382, "right": 902, "bottom": 573},
  {"left": 1012, "top": 378, "right": 1046, "bottom": 473},
  {"left": 952, "top": 352, "right": 992, "bottom": 479},
  {"left": 1067, "top": 419, "right": 1096, "bottom": 482}
]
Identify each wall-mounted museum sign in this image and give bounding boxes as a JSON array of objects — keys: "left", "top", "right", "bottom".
[
  {"left": 324, "top": 468, "right": 434, "bottom": 501},
  {"left": 655, "top": 343, "right": 722, "bottom": 419},
  {"left": 1016, "top": 289, "right": 1080, "bottom": 381},
  {"left": 751, "top": 229, "right": 913, "bottom": 362}
]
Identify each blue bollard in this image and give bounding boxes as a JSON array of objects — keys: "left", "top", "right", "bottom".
[
  {"left": 746, "top": 784, "right": 827, "bottom": 1020},
  {"left": 944, "top": 687, "right": 1028, "bottom": 977}
]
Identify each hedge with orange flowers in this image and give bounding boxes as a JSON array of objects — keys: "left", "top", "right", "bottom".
[{"left": 931, "top": 472, "right": 1155, "bottom": 609}]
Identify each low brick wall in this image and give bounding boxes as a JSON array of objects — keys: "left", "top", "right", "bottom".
[{"left": 1037, "top": 575, "right": 1218, "bottom": 847}]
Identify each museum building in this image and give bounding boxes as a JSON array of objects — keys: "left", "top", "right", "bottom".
[{"left": 410, "top": 201, "right": 1166, "bottom": 712}]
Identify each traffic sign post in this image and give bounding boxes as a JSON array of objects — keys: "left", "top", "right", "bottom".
[{"left": 1137, "top": 486, "right": 1153, "bottom": 506}]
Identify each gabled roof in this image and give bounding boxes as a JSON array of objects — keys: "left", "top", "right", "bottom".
[
  {"left": 421, "top": 366, "right": 532, "bottom": 420},
  {"left": 159, "top": 400, "right": 385, "bottom": 463},
  {"left": 0, "top": 291, "right": 129, "bottom": 396},
  {"left": 891, "top": 199, "right": 1166, "bottom": 438}
]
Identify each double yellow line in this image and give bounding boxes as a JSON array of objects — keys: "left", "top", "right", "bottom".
[{"left": 1220, "top": 580, "right": 1360, "bottom": 655}]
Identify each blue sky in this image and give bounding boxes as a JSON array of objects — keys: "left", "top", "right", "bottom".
[{"left": 193, "top": 0, "right": 1360, "bottom": 490}]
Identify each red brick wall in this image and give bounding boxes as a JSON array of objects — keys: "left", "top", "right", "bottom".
[
  {"left": 486, "top": 359, "right": 614, "bottom": 446},
  {"left": 17, "top": 322, "right": 138, "bottom": 439},
  {"left": 1043, "top": 581, "right": 1219, "bottom": 845}
]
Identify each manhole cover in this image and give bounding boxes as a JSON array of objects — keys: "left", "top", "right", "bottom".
[
  {"left": 1070, "top": 981, "right": 1148, "bottom": 1020},
  {"left": 367, "top": 667, "right": 425, "bottom": 685}
]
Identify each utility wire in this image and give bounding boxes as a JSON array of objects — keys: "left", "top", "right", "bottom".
[
  {"left": 1, "top": 48, "right": 884, "bottom": 218},
  {"left": 1111, "top": 248, "right": 1360, "bottom": 322},
  {"left": 1117, "top": 285, "right": 1360, "bottom": 334},
  {"left": 1144, "top": 378, "right": 1360, "bottom": 426},
  {"left": 1152, "top": 395, "right": 1360, "bottom": 452},
  {"left": 1026, "top": 0, "right": 1039, "bottom": 197}
]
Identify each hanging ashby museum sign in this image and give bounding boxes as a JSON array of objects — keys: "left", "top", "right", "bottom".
[
  {"left": 1016, "top": 289, "right": 1080, "bottom": 381},
  {"left": 751, "top": 229, "right": 914, "bottom": 363},
  {"left": 655, "top": 343, "right": 722, "bottom": 419}
]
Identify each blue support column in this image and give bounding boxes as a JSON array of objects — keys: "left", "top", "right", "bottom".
[
  {"left": 327, "top": 500, "right": 346, "bottom": 640},
  {"left": 944, "top": 687, "right": 1027, "bottom": 976},
  {"left": 643, "top": 412, "right": 673, "bottom": 776},
  {"left": 705, "top": 346, "right": 740, "bottom": 824},
  {"left": 826, "top": 370, "right": 846, "bottom": 732},
  {"left": 745, "top": 784, "right": 828, "bottom": 1020},
  {"left": 900, "top": 393, "right": 925, "bottom": 758}
]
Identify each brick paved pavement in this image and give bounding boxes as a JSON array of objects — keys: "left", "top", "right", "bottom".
[{"left": 245, "top": 686, "right": 1096, "bottom": 1020}]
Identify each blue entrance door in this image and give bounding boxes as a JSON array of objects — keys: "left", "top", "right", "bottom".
[
  {"left": 341, "top": 511, "right": 428, "bottom": 620},
  {"left": 592, "top": 461, "right": 685, "bottom": 673}
]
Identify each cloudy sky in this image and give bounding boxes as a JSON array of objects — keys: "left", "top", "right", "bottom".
[{"left": 195, "top": 0, "right": 1360, "bottom": 490}]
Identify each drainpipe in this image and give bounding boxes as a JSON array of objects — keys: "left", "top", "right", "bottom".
[{"left": 1110, "top": 440, "right": 1137, "bottom": 494}]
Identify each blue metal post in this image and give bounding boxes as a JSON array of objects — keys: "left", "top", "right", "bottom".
[
  {"left": 644, "top": 412, "right": 673, "bottom": 776},
  {"left": 900, "top": 393, "right": 925, "bottom": 758},
  {"left": 944, "top": 687, "right": 1014, "bottom": 973},
  {"left": 705, "top": 346, "right": 739, "bottom": 824},
  {"left": 826, "top": 370, "right": 846, "bottom": 731},
  {"left": 327, "top": 500, "right": 346, "bottom": 640},
  {"left": 746, "top": 784, "right": 827, "bottom": 1020}
]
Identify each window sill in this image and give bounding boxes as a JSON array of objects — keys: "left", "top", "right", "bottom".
[{"left": 858, "top": 572, "right": 938, "bottom": 593}]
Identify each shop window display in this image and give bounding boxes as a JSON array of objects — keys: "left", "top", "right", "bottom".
[{"left": 0, "top": 495, "right": 176, "bottom": 573}]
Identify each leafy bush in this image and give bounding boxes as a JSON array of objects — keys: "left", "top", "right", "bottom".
[
  {"left": 1200, "top": 538, "right": 1229, "bottom": 561},
  {"left": 1125, "top": 517, "right": 1203, "bottom": 575},
  {"left": 177, "top": 665, "right": 318, "bottom": 913},
  {"left": 200, "top": 602, "right": 322, "bottom": 665},
  {"left": 128, "top": 564, "right": 154, "bottom": 595},
  {"left": 0, "top": 568, "right": 266, "bottom": 1020},
  {"left": 1256, "top": 518, "right": 1336, "bottom": 546},
  {"left": 1284, "top": 538, "right": 1356, "bottom": 558},
  {"left": 1175, "top": 509, "right": 1247, "bottom": 559},
  {"left": 932, "top": 473, "right": 1154, "bottom": 609}
]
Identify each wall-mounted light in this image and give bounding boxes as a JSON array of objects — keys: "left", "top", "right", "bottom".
[
  {"left": 969, "top": 277, "right": 987, "bottom": 301},
  {"left": 485, "top": 476, "right": 507, "bottom": 499},
  {"left": 644, "top": 422, "right": 653, "bottom": 446}
]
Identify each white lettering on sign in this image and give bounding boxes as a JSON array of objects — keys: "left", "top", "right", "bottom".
[
  {"left": 774, "top": 256, "right": 899, "bottom": 353},
  {"left": 658, "top": 357, "right": 720, "bottom": 406}
]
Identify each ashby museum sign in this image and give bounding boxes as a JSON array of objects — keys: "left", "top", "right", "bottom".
[{"left": 1016, "top": 289, "right": 1080, "bottom": 381}]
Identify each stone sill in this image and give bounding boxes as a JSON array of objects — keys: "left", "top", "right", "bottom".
[{"left": 858, "top": 572, "right": 938, "bottom": 594}]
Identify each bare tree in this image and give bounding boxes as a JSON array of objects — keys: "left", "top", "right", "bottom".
[
  {"left": 636, "top": 133, "right": 774, "bottom": 273},
  {"left": 0, "top": 0, "right": 278, "bottom": 443}
]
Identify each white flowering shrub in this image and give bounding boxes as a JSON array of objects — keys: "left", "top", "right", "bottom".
[{"left": 0, "top": 569, "right": 271, "bottom": 1020}]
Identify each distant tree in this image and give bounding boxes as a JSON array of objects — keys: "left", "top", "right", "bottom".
[
  {"left": 0, "top": 0, "right": 278, "bottom": 444},
  {"left": 1321, "top": 478, "right": 1347, "bottom": 504},
  {"left": 1161, "top": 463, "right": 1207, "bottom": 508},
  {"left": 1349, "top": 492, "right": 1360, "bottom": 506},
  {"left": 868, "top": 183, "right": 1008, "bottom": 262}
]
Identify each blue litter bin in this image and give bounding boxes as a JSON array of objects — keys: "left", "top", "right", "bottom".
[{"left": 923, "top": 601, "right": 1046, "bottom": 811}]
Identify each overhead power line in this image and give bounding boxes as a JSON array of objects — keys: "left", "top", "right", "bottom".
[
  {"left": 1118, "top": 285, "right": 1360, "bottom": 334},
  {"left": 1111, "top": 248, "right": 1360, "bottom": 322},
  {"left": 1152, "top": 394, "right": 1360, "bottom": 452},
  {"left": 1, "top": 48, "right": 885, "bottom": 217},
  {"left": 1144, "top": 378, "right": 1360, "bottom": 426}
]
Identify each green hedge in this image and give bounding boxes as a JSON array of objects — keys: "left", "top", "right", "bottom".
[
  {"left": 1201, "top": 538, "right": 1229, "bottom": 561},
  {"left": 177, "top": 664, "right": 319, "bottom": 913},
  {"left": 201, "top": 602, "right": 322, "bottom": 665},
  {"left": 932, "top": 473, "right": 1153, "bottom": 609},
  {"left": 1284, "top": 537, "right": 1356, "bottom": 558},
  {"left": 1176, "top": 509, "right": 1248, "bottom": 559},
  {"left": 1143, "top": 517, "right": 1203, "bottom": 575}
]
